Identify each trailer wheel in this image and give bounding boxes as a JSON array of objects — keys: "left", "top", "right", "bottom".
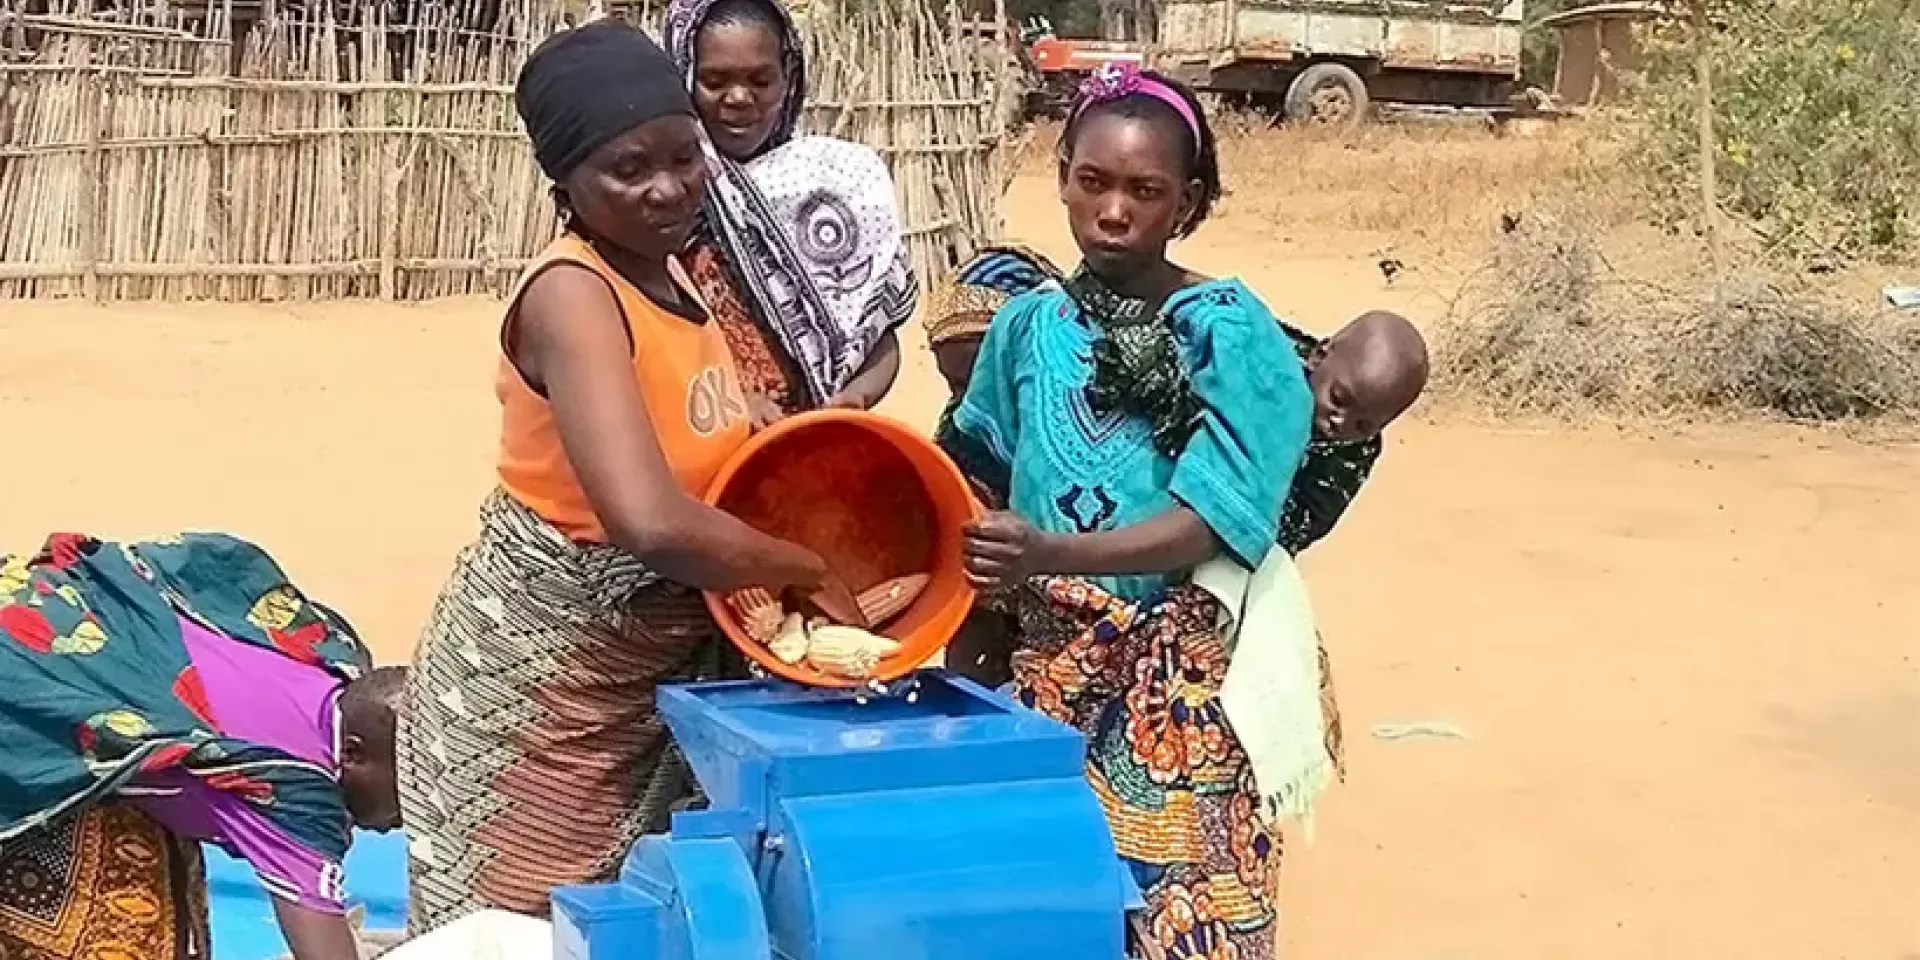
[{"left": 1284, "top": 63, "right": 1370, "bottom": 126}]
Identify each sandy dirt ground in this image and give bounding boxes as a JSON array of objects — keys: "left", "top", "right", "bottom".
[{"left": 3, "top": 169, "right": 1917, "bottom": 959}]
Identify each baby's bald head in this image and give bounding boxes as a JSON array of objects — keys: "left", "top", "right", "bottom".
[{"left": 1306, "top": 311, "right": 1429, "bottom": 442}]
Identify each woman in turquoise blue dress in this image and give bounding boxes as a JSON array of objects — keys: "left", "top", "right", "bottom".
[{"left": 938, "top": 66, "right": 1338, "bottom": 960}]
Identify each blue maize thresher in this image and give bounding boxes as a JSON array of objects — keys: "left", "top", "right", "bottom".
[{"left": 550, "top": 670, "right": 1144, "bottom": 960}]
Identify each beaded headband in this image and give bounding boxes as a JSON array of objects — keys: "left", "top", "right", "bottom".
[{"left": 1068, "top": 62, "right": 1202, "bottom": 153}]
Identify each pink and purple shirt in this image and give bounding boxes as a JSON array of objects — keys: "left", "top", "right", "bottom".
[{"left": 129, "top": 617, "right": 349, "bottom": 914}]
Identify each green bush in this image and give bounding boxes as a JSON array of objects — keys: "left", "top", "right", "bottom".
[{"left": 1625, "top": 0, "right": 1920, "bottom": 262}]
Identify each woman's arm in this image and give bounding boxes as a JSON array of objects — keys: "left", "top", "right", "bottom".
[
  {"left": 962, "top": 506, "right": 1219, "bottom": 591},
  {"left": 515, "top": 266, "right": 825, "bottom": 591},
  {"left": 1039, "top": 506, "right": 1219, "bottom": 575},
  {"left": 825, "top": 329, "right": 903, "bottom": 410},
  {"left": 274, "top": 900, "right": 363, "bottom": 960}
]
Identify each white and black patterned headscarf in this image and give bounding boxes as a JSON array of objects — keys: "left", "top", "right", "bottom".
[
  {"left": 665, "top": 0, "right": 916, "bottom": 406},
  {"left": 663, "top": 0, "right": 806, "bottom": 155}
]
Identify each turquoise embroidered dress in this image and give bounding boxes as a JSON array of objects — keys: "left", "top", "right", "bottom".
[
  {"left": 939, "top": 276, "right": 1326, "bottom": 958},
  {"left": 943, "top": 278, "right": 1314, "bottom": 597}
]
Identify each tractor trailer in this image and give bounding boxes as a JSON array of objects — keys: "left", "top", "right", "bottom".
[{"left": 1025, "top": 0, "right": 1526, "bottom": 124}]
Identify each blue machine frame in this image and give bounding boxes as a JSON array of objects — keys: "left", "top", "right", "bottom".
[{"left": 552, "top": 670, "right": 1141, "bottom": 960}]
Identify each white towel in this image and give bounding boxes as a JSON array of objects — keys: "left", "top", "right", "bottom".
[{"left": 1193, "top": 547, "right": 1335, "bottom": 833}]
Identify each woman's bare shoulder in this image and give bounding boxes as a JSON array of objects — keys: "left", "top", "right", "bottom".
[
  {"left": 518, "top": 262, "right": 619, "bottom": 330},
  {"left": 509, "top": 261, "right": 629, "bottom": 381}
]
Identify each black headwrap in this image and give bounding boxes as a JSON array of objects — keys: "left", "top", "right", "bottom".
[{"left": 515, "top": 19, "right": 695, "bottom": 182}]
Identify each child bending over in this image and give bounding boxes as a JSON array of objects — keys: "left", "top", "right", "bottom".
[{"left": 1, "top": 533, "right": 403, "bottom": 960}]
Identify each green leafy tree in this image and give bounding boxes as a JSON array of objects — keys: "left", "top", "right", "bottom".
[
  {"left": 1520, "top": 0, "right": 1575, "bottom": 85},
  {"left": 1627, "top": 0, "right": 1920, "bottom": 261}
]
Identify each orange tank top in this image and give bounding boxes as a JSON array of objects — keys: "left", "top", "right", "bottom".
[{"left": 496, "top": 234, "right": 751, "bottom": 543}]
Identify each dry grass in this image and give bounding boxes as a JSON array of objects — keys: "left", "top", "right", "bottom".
[
  {"left": 1016, "top": 111, "right": 1920, "bottom": 421},
  {"left": 1198, "top": 115, "right": 1920, "bottom": 423},
  {"left": 1210, "top": 120, "right": 1626, "bottom": 243},
  {"left": 1017, "top": 116, "right": 1616, "bottom": 246}
]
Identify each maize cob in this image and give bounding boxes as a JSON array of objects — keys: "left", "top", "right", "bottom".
[
  {"left": 804, "top": 625, "right": 902, "bottom": 680},
  {"left": 727, "top": 587, "right": 785, "bottom": 644},
  {"left": 769, "top": 613, "right": 809, "bottom": 665},
  {"left": 855, "top": 573, "right": 929, "bottom": 627}
]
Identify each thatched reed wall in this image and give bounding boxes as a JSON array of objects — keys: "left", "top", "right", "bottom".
[{"left": 0, "top": 0, "right": 1014, "bottom": 300}]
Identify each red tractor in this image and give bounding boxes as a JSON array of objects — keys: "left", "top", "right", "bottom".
[{"left": 1017, "top": 17, "right": 1146, "bottom": 118}]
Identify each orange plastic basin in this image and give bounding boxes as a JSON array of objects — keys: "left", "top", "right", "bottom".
[{"left": 701, "top": 409, "right": 981, "bottom": 687}]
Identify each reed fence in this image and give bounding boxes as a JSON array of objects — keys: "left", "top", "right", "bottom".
[{"left": 0, "top": 0, "right": 1015, "bottom": 300}]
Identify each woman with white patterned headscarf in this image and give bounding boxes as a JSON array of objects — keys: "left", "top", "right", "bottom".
[{"left": 665, "top": 0, "right": 917, "bottom": 425}]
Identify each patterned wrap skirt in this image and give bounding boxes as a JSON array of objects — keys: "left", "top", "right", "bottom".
[
  {"left": 1005, "top": 578, "right": 1344, "bottom": 960},
  {"left": 0, "top": 803, "right": 209, "bottom": 959},
  {"left": 398, "top": 490, "right": 734, "bottom": 935}
]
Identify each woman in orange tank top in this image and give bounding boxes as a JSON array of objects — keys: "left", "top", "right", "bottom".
[{"left": 397, "top": 20, "right": 826, "bottom": 934}]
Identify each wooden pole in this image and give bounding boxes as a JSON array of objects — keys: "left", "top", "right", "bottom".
[
  {"left": 81, "top": 73, "right": 104, "bottom": 301},
  {"left": 993, "top": 0, "right": 1011, "bottom": 239},
  {"left": 379, "top": 138, "right": 401, "bottom": 300},
  {"left": 1586, "top": 20, "right": 1604, "bottom": 106},
  {"left": 1692, "top": 0, "right": 1720, "bottom": 277}
]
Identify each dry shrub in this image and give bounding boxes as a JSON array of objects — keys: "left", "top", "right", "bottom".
[
  {"left": 1435, "top": 213, "right": 1920, "bottom": 420},
  {"left": 1658, "top": 278, "right": 1920, "bottom": 419},
  {"left": 1433, "top": 214, "right": 1649, "bottom": 413}
]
